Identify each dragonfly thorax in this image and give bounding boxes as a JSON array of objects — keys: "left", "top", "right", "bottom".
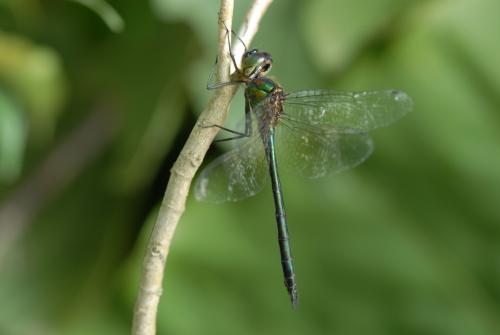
[
  {"left": 246, "top": 77, "right": 284, "bottom": 128},
  {"left": 246, "top": 77, "right": 280, "bottom": 107}
]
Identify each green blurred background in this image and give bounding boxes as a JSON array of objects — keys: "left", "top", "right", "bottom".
[{"left": 1, "top": 0, "right": 500, "bottom": 334}]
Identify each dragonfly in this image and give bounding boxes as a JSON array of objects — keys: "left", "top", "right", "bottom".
[{"left": 195, "top": 36, "right": 413, "bottom": 307}]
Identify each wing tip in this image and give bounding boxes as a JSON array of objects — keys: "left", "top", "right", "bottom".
[{"left": 390, "top": 90, "right": 414, "bottom": 112}]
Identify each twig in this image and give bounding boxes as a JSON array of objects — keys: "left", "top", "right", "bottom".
[{"left": 131, "top": 1, "right": 273, "bottom": 334}]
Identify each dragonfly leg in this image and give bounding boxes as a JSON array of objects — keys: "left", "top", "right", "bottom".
[
  {"left": 207, "top": 79, "right": 244, "bottom": 90},
  {"left": 206, "top": 22, "right": 246, "bottom": 90},
  {"left": 221, "top": 21, "right": 241, "bottom": 74},
  {"left": 202, "top": 95, "right": 253, "bottom": 143},
  {"left": 202, "top": 124, "right": 248, "bottom": 143},
  {"left": 231, "top": 29, "right": 247, "bottom": 53}
]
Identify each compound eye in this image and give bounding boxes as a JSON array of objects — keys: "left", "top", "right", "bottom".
[{"left": 244, "top": 49, "right": 254, "bottom": 57}]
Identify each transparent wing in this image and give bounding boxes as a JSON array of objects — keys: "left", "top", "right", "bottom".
[
  {"left": 275, "top": 115, "right": 374, "bottom": 179},
  {"left": 195, "top": 119, "right": 269, "bottom": 203},
  {"left": 283, "top": 89, "right": 413, "bottom": 133}
]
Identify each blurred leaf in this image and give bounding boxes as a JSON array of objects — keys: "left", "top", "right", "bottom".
[
  {"left": 69, "top": 0, "right": 125, "bottom": 33},
  {"left": 299, "top": 0, "right": 418, "bottom": 72},
  {"left": 116, "top": 83, "right": 186, "bottom": 193},
  {"left": 0, "top": 31, "right": 66, "bottom": 144},
  {"left": 0, "top": 89, "right": 26, "bottom": 184},
  {"left": 431, "top": 0, "right": 500, "bottom": 94},
  {"left": 150, "top": 0, "right": 218, "bottom": 44}
]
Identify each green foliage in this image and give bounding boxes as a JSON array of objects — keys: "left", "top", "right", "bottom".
[
  {"left": 0, "top": 31, "right": 66, "bottom": 147},
  {"left": 1, "top": 0, "right": 500, "bottom": 334},
  {"left": 69, "top": 0, "right": 125, "bottom": 33},
  {"left": 0, "top": 89, "right": 25, "bottom": 183}
]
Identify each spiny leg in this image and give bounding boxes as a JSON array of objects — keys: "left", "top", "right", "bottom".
[
  {"left": 207, "top": 22, "right": 246, "bottom": 90},
  {"left": 221, "top": 21, "right": 241, "bottom": 74},
  {"left": 202, "top": 94, "right": 253, "bottom": 143}
]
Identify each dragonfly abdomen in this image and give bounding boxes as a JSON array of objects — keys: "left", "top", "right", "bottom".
[{"left": 266, "top": 127, "right": 298, "bottom": 307}]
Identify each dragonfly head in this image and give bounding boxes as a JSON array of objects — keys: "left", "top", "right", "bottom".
[{"left": 241, "top": 49, "right": 273, "bottom": 79}]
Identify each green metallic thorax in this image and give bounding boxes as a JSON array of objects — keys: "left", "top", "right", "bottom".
[{"left": 246, "top": 77, "right": 279, "bottom": 108}]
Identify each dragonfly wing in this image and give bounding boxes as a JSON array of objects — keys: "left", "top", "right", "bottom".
[
  {"left": 283, "top": 89, "right": 413, "bottom": 133},
  {"left": 195, "top": 132, "right": 269, "bottom": 203},
  {"left": 275, "top": 116, "right": 374, "bottom": 179}
]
